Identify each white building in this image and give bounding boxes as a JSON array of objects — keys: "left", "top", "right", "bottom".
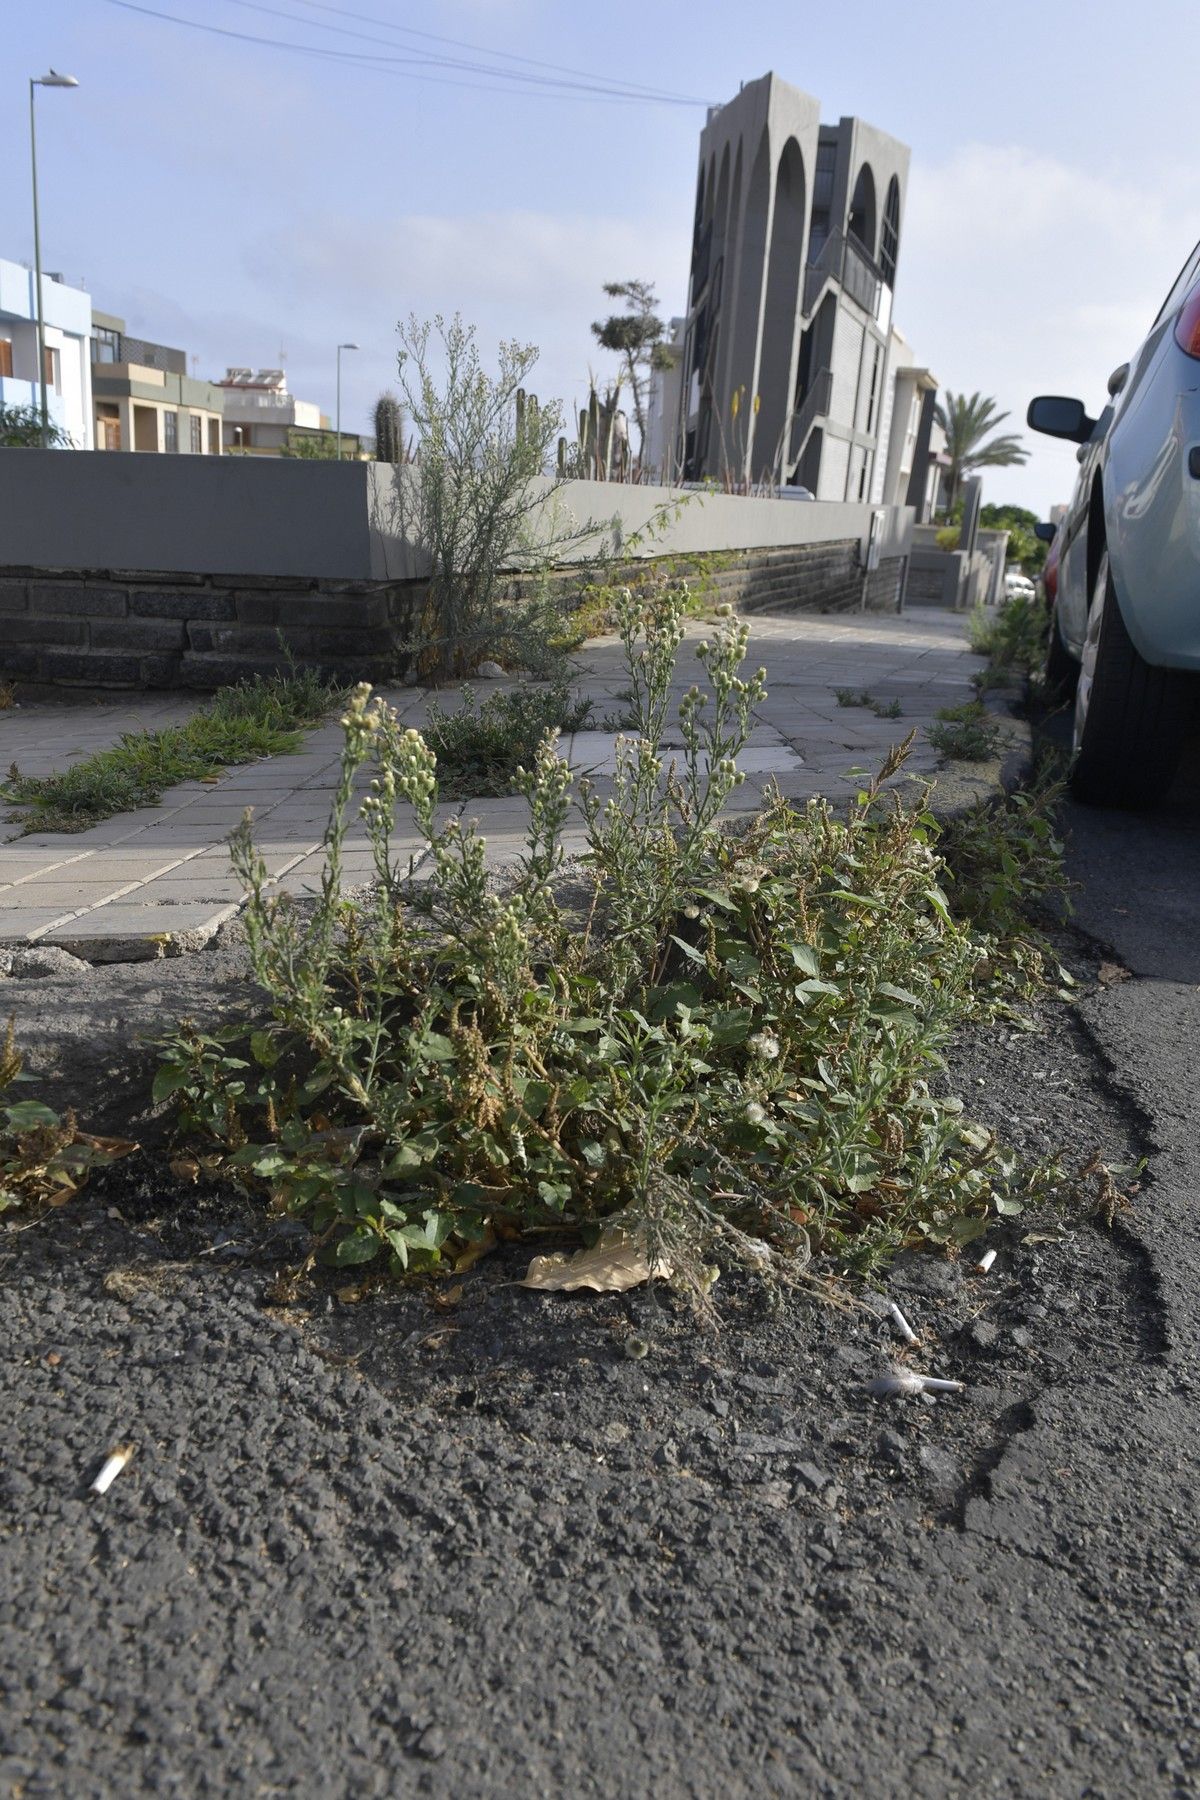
[
  {"left": 215, "top": 368, "right": 327, "bottom": 455},
  {"left": 0, "top": 258, "right": 93, "bottom": 448},
  {"left": 872, "top": 324, "right": 945, "bottom": 521}
]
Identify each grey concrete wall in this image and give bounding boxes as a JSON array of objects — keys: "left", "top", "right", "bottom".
[
  {"left": 0, "top": 449, "right": 374, "bottom": 579},
  {"left": 907, "top": 548, "right": 966, "bottom": 608},
  {"left": 0, "top": 449, "right": 912, "bottom": 582}
]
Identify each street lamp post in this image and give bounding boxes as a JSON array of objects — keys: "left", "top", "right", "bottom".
[
  {"left": 29, "top": 70, "right": 79, "bottom": 450},
  {"left": 336, "top": 342, "right": 359, "bottom": 460}
]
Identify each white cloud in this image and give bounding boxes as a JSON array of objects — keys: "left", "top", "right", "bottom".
[
  {"left": 898, "top": 143, "right": 1200, "bottom": 512},
  {"left": 243, "top": 206, "right": 691, "bottom": 433}
]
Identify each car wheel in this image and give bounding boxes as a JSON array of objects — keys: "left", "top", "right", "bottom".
[
  {"left": 1070, "top": 550, "right": 1188, "bottom": 807},
  {"left": 1043, "top": 605, "right": 1078, "bottom": 699}
]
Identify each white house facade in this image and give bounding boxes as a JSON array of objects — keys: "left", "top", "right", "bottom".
[{"left": 0, "top": 258, "right": 93, "bottom": 448}]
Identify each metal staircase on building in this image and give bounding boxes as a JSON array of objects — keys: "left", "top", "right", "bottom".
[
  {"left": 802, "top": 230, "right": 881, "bottom": 319},
  {"left": 780, "top": 366, "right": 833, "bottom": 482}
]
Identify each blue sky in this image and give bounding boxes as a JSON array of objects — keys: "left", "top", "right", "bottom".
[{"left": 5, "top": 0, "right": 1199, "bottom": 512}]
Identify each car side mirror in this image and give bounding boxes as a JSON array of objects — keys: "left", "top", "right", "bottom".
[
  {"left": 1033, "top": 520, "right": 1056, "bottom": 543},
  {"left": 1027, "top": 395, "right": 1097, "bottom": 443}
]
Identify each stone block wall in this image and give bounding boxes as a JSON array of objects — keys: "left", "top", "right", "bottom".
[
  {"left": 520, "top": 541, "right": 902, "bottom": 620},
  {"left": 862, "top": 556, "right": 907, "bottom": 613},
  {"left": 0, "top": 539, "right": 906, "bottom": 693},
  {"left": 0, "top": 569, "right": 427, "bottom": 691}
]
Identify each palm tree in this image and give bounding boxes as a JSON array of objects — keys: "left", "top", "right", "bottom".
[{"left": 934, "top": 390, "right": 1029, "bottom": 514}]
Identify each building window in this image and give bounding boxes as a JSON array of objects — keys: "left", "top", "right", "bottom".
[
  {"left": 91, "top": 325, "right": 121, "bottom": 364},
  {"left": 848, "top": 165, "right": 877, "bottom": 259},
  {"left": 189, "top": 414, "right": 203, "bottom": 453},
  {"left": 809, "top": 140, "right": 837, "bottom": 262},
  {"left": 207, "top": 416, "right": 220, "bottom": 454},
  {"left": 0, "top": 339, "right": 12, "bottom": 378},
  {"left": 163, "top": 410, "right": 179, "bottom": 453},
  {"left": 43, "top": 346, "right": 62, "bottom": 394},
  {"left": 880, "top": 177, "right": 901, "bottom": 286}
]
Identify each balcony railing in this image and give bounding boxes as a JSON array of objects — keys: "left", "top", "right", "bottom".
[
  {"left": 803, "top": 230, "right": 881, "bottom": 317},
  {"left": 218, "top": 390, "right": 295, "bottom": 411}
]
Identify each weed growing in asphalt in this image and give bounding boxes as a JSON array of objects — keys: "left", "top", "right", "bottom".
[
  {"left": 0, "top": 1022, "right": 136, "bottom": 1211},
  {"left": 3, "top": 666, "right": 341, "bottom": 832},
  {"left": 939, "top": 773, "right": 1071, "bottom": 941},
  {"left": 422, "top": 682, "right": 593, "bottom": 798},
  {"left": 872, "top": 698, "right": 903, "bottom": 719},
  {"left": 156, "top": 584, "right": 1069, "bottom": 1295},
  {"left": 937, "top": 773, "right": 1073, "bottom": 999},
  {"left": 967, "top": 593, "right": 1048, "bottom": 682},
  {"left": 927, "top": 701, "right": 1002, "bottom": 763}
]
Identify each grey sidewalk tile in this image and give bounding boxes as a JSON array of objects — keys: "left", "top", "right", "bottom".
[
  {"left": 0, "top": 908, "right": 83, "bottom": 942},
  {"left": 3, "top": 610, "right": 980, "bottom": 941},
  {"left": 0, "top": 880, "right": 144, "bottom": 911},
  {"left": 43, "top": 900, "right": 232, "bottom": 935}
]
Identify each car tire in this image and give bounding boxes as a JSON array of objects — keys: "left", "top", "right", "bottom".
[
  {"left": 1070, "top": 550, "right": 1188, "bottom": 808},
  {"left": 1043, "top": 607, "right": 1078, "bottom": 699}
]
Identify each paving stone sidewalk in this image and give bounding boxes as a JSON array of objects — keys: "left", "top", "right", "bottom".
[{"left": 0, "top": 606, "right": 985, "bottom": 962}]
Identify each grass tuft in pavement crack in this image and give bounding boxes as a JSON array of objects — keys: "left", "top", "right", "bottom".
[
  {"left": 155, "top": 582, "right": 1069, "bottom": 1300},
  {"left": 3, "top": 665, "right": 341, "bottom": 832},
  {"left": 422, "top": 682, "right": 593, "bottom": 798},
  {"left": 927, "top": 700, "right": 1002, "bottom": 763},
  {"left": 968, "top": 591, "right": 1049, "bottom": 687}
]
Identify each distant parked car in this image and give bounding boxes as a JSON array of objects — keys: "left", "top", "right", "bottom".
[
  {"left": 1034, "top": 518, "right": 1072, "bottom": 689},
  {"left": 1004, "top": 569, "right": 1036, "bottom": 601},
  {"left": 1027, "top": 236, "right": 1200, "bottom": 806},
  {"left": 1034, "top": 518, "right": 1063, "bottom": 609}
]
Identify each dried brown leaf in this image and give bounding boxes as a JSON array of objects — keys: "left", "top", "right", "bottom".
[{"left": 521, "top": 1230, "right": 673, "bottom": 1294}]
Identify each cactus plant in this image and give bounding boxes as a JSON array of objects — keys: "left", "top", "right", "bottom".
[{"left": 373, "top": 391, "right": 404, "bottom": 464}]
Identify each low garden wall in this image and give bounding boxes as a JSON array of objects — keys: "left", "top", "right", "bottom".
[
  {"left": 0, "top": 568, "right": 425, "bottom": 691},
  {"left": 0, "top": 452, "right": 913, "bottom": 690}
]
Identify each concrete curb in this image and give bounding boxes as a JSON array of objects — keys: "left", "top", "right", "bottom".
[
  {"left": 926, "top": 716, "right": 1034, "bottom": 822},
  {"left": 47, "top": 910, "right": 240, "bottom": 965}
]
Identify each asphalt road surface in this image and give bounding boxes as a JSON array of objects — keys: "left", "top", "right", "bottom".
[{"left": 3, "top": 739, "right": 1199, "bottom": 1798}]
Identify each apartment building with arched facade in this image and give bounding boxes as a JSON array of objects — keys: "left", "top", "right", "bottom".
[{"left": 668, "top": 73, "right": 912, "bottom": 506}]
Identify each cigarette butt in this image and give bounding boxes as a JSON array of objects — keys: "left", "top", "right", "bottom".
[
  {"left": 975, "top": 1249, "right": 997, "bottom": 1275},
  {"left": 90, "top": 1444, "right": 135, "bottom": 1496},
  {"left": 888, "top": 1302, "right": 918, "bottom": 1344},
  {"left": 866, "top": 1370, "right": 925, "bottom": 1399},
  {"left": 865, "top": 1369, "right": 965, "bottom": 1399}
]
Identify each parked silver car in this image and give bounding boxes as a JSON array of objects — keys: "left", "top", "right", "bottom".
[{"left": 1028, "top": 238, "right": 1200, "bottom": 805}]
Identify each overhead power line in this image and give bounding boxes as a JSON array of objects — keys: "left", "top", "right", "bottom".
[
  {"left": 234, "top": 0, "right": 704, "bottom": 101},
  {"left": 100, "top": 0, "right": 715, "bottom": 106}
]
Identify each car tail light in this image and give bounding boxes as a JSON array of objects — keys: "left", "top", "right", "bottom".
[{"left": 1176, "top": 285, "right": 1200, "bottom": 358}]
